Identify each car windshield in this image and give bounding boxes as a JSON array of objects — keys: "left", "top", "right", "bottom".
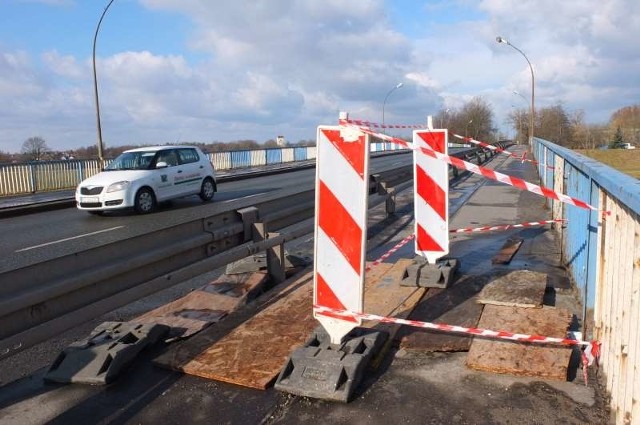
[{"left": 105, "top": 151, "right": 156, "bottom": 171}]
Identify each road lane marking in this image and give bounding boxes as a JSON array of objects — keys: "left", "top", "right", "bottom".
[{"left": 15, "top": 226, "right": 125, "bottom": 252}]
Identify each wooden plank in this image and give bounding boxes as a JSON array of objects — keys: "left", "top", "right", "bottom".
[
  {"left": 492, "top": 237, "right": 523, "bottom": 264},
  {"left": 133, "top": 272, "right": 268, "bottom": 340},
  {"left": 153, "top": 272, "right": 317, "bottom": 389},
  {"left": 362, "top": 259, "right": 426, "bottom": 365},
  {"left": 399, "top": 273, "right": 487, "bottom": 352},
  {"left": 364, "top": 259, "right": 420, "bottom": 316},
  {"left": 476, "top": 270, "right": 547, "bottom": 308},
  {"left": 466, "top": 304, "right": 573, "bottom": 380}
]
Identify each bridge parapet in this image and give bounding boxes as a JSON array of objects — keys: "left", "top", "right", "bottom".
[{"left": 532, "top": 138, "right": 640, "bottom": 425}]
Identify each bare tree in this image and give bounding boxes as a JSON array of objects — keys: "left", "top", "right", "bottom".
[
  {"left": 535, "top": 104, "right": 572, "bottom": 147},
  {"left": 609, "top": 105, "right": 640, "bottom": 145},
  {"left": 21, "top": 136, "right": 49, "bottom": 161},
  {"left": 507, "top": 108, "right": 529, "bottom": 144}
]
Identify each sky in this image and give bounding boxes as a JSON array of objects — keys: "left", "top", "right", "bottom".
[{"left": 0, "top": 0, "right": 639, "bottom": 153}]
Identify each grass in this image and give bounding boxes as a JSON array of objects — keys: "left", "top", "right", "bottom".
[{"left": 575, "top": 149, "right": 640, "bottom": 179}]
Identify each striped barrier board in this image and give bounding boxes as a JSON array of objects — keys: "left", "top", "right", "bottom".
[
  {"left": 313, "top": 125, "right": 370, "bottom": 344},
  {"left": 413, "top": 130, "right": 449, "bottom": 263}
]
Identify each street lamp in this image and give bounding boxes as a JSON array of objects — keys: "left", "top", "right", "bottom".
[
  {"left": 497, "top": 36, "right": 535, "bottom": 144},
  {"left": 513, "top": 90, "right": 528, "bottom": 105},
  {"left": 93, "top": 0, "right": 116, "bottom": 162},
  {"left": 465, "top": 119, "right": 473, "bottom": 138},
  {"left": 382, "top": 82, "right": 403, "bottom": 133}
]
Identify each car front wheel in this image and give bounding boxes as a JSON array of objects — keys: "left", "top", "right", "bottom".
[
  {"left": 134, "top": 187, "right": 156, "bottom": 214},
  {"left": 199, "top": 177, "right": 216, "bottom": 201}
]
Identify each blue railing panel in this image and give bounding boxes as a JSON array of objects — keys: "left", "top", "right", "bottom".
[
  {"left": 293, "top": 147, "right": 307, "bottom": 162},
  {"left": 564, "top": 163, "right": 591, "bottom": 297},
  {"left": 230, "top": 151, "right": 251, "bottom": 168},
  {"left": 265, "top": 149, "right": 283, "bottom": 165}
]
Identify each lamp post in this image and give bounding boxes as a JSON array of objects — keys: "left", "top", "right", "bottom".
[
  {"left": 440, "top": 108, "right": 450, "bottom": 128},
  {"left": 465, "top": 119, "right": 473, "bottom": 138},
  {"left": 382, "top": 82, "right": 403, "bottom": 133},
  {"left": 497, "top": 36, "right": 535, "bottom": 144},
  {"left": 93, "top": 0, "right": 116, "bottom": 162},
  {"left": 513, "top": 91, "right": 528, "bottom": 145}
]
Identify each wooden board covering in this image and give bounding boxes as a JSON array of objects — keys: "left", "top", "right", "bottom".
[
  {"left": 476, "top": 270, "right": 547, "bottom": 308},
  {"left": 466, "top": 304, "right": 573, "bottom": 380},
  {"left": 133, "top": 272, "right": 268, "bottom": 340},
  {"left": 492, "top": 237, "right": 523, "bottom": 264},
  {"left": 153, "top": 272, "right": 317, "bottom": 389},
  {"left": 153, "top": 258, "right": 426, "bottom": 389},
  {"left": 399, "top": 273, "right": 487, "bottom": 352}
]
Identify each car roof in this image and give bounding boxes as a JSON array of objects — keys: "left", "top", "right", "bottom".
[{"left": 123, "top": 146, "right": 200, "bottom": 153}]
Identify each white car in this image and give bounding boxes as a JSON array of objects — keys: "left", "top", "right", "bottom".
[{"left": 76, "top": 146, "right": 217, "bottom": 215}]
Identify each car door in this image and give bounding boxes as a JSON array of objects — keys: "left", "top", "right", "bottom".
[
  {"left": 153, "top": 149, "right": 181, "bottom": 200},
  {"left": 175, "top": 148, "right": 205, "bottom": 195}
]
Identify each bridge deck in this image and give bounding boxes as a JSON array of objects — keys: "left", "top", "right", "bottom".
[{"left": 0, "top": 145, "right": 611, "bottom": 424}]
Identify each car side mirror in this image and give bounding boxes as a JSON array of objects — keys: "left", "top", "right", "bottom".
[{"left": 156, "top": 161, "right": 169, "bottom": 169}]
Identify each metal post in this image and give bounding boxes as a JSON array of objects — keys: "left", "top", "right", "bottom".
[
  {"left": 382, "top": 83, "right": 403, "bottom": 134},
  {"left": 497, "top": 36, "right": 535, "bottom": 144},
  {"left": 93, "top": 0, "right": 116, "bottom": 163}
]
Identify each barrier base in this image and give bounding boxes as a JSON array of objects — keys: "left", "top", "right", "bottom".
[
  {"left": 44, "top": 322, "right": 169, "bottom": 385},
  {"left": 274, "top": 326, "right": 388, "bottom": 402},
  {"left": 401, "top": 256, "right": 460, "bottom": 288}
]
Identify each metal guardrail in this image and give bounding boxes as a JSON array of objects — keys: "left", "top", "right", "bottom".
[
  {"left": 0, "top": 143, "right": 500, "bottom": 360},
  {"left": 531, "top": 138, "right": 640, "bottom": 425}
]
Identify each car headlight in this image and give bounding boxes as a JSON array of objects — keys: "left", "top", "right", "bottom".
[{"left": 107, "top": 181, "right": 130, "bottom": 193}]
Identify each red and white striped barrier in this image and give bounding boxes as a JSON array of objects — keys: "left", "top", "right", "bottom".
[
  {"left": 340, "top": 124, "right": 604, "bottom": 213},
  {"left": 414, "top": 130, "right": 449, "bottom": 263},
  {"left": 313, "top": 125, "right": 370, "bottom": 344},
  {"left": 313, "top": 304, "right": 600, "bottom": 385}
]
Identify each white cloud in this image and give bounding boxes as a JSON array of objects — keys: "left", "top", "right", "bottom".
[{"left": 0, "top": 0, "right": 639, "bottom": 152}]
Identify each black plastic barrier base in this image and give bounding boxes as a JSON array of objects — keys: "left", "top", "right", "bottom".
[
  {"left": 401, "top": 256, "right": 460, "bottom": 288},
  {"left": 44, "top": 322, "right": 169, "bottom": 385},
  {"left": 274, "top": 326, "right": 388, "bottom": 402}
]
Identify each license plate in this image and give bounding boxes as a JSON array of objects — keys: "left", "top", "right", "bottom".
[{"left": 82, "top": 197, "right": 99, "bottom": 203}]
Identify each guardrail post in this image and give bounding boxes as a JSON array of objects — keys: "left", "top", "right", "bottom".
[
  {"left": 237, "top": 207, "right": 259, "bottom": 242},
  {"left": 385, "top": 186, "right": 396, "bottom": 215},
  {"left": 252, "top": 222, "right": 286, "bottom": 284}
]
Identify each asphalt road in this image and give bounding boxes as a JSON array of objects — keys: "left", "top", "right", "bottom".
[{"left": 0, "top": 154, "right": 412, "bottom": 274}]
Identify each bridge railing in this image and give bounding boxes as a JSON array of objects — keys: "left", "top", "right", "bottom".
[
  {"left": 532, "top": 138, "right": 640, "bottom": 425},
  {"left": 0, "top": 143, "right": 415, "bottom": 197}
]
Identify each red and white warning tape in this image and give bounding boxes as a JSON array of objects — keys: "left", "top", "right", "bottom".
[
  {"left": 450, "top": 219, "right": 566, "bottom": 234},
  {"left": 366, "top": 219, "right": 564, "bottom": 270},
  {"left": 449, "top": 132, "right": 556, "bottom": 171},
  {"left": 340, "top": 122, "right": 607, "bottom": 215},
  {"left": 341, "top": 118, "right": 428, "bottom": 130},
  {"left": 313, "top": 304, "right": 601, "bottom": 385},
  {"left": 314, "top": 304, "right": 591, "bottom": 346},
  {"left": 366, "top": 233, "right": 415, "bottom": 272}
]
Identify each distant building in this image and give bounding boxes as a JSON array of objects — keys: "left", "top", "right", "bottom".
[{"left": 276, "top": 135, "right": 287, "bottom": 147}]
